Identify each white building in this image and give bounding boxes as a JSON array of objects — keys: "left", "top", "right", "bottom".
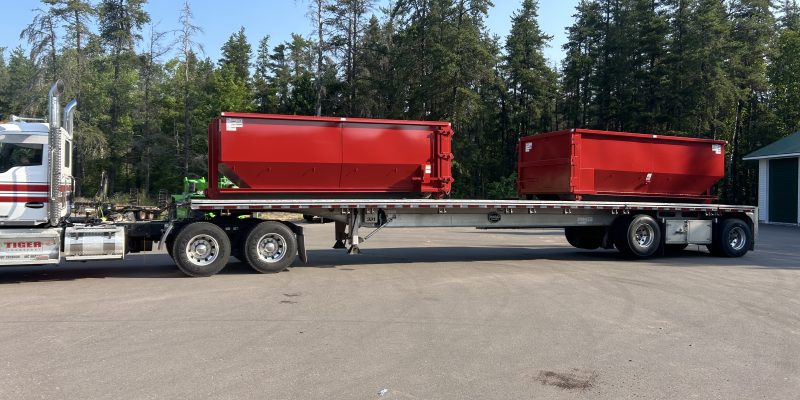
[{"left": 743, "top": 131, "right": 800, "bottom": 225}]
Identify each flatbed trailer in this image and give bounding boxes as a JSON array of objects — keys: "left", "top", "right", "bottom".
[
  {"left": 0, "top": 81, "right": 758, "bottom": 277},
  {"left": 150, "top": 197, "right": 758, "bottom": 276}
]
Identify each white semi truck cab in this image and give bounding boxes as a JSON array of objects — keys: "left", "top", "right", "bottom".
[{"left": 0, "top": 81, "right": 125, "bottom": 265}]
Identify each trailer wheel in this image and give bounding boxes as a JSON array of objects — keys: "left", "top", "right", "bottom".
[
  {"left": 708, "top": 218, "right": 751, "bottom": 258},
  {"left": 243, "top": 221, "right": 297, "bottom": 273},
  {"left": 564, "top": 227, "right": 605, "bottom": 250},
  {"left": 614, "top": 214, "right": 661, "bottom": 258},
  {"left": 172, "top": 222, "right": 231, "bottom": 277}
]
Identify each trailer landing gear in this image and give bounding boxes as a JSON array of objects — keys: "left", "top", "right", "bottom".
[{"left": 333, "top": 221, "right": 347, "bottom": 249}]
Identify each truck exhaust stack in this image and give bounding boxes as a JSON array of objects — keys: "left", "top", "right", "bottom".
[
  {"left": 64, "top": 99, "right": 77, "bottom": 136},
  {"left": 47, "top": 80, "right": 65, "bottom": 227}
]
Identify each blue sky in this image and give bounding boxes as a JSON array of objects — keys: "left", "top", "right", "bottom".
[{"left": 0, "top": 0, "right": 579, "bottom": 66}]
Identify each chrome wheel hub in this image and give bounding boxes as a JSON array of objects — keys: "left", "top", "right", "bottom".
[
  {"left": 634, "top": 224, "right": 655, "bottom": 247},
  {"left": 729, "top": 227, "right": 746, "bottom": 251},
  {"left": 186, "top": 235, "right": 219, "bottom": 266},
  {"left": 257, "top": 233, "right": 286, "bottom": 263}
]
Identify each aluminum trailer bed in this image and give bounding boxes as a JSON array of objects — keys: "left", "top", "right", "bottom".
[{"left": 162, "top": 198, "right": 757, "bottom": 276}]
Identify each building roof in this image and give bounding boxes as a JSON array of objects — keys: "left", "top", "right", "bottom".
[{"left": 743, "top": 130, "right": 800, "bottom": 160}]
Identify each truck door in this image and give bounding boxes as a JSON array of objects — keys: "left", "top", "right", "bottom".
[{"left": 0, "top": 135, "right": 49, "bottom": 226}]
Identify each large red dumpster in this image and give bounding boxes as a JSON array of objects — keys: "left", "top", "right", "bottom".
[
  {"left": 517, "top": 129, "right": 726, "bottom": 201},
  {"left": 206, "top": 113, "right": 453, "bottom": 199}
]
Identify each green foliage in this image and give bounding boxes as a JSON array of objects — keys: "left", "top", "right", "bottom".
[
  {"left": 219, "top": 27, "right": 252, "bottom": 82},
  {"left": 0, "top": 0, "right": 791, "bottom": 206},
  {"left": 487, "top": 173, "right": 519, "bottom": 200}
]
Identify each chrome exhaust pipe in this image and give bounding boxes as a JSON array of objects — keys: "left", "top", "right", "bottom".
[
  {"left": 47, "top": 80, "right": 64, "bottom": 227},
  {"left": 63, "top": 99, "right": 77, "bottom": 136},
  {"left": 48, "top": 80, "right": 64, "bottom": 129}
]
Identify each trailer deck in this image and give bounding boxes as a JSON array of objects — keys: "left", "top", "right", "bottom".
[{"left": 183, "top": 198, "right": 757, "bottom": 271}]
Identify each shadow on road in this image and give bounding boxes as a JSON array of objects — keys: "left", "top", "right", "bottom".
[
  {"left": 0, "top": 255, "right": 258, "bottom": 284},
  {"left": 0, "top": 238, "right": 796, "bottom": 283},
  {"left": 299, "top": 246, "right": 799, "bottom": 270}
]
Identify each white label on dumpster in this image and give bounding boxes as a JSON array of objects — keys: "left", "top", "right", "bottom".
[
  {"left": 524, "top": 142, "right": 533, "bottom": 152},
  {"left": 712, "top": 144, "right": 722, "bottom": 154},
  {"left": 226, "top": 118, "right": 243, "bottom": 131}
]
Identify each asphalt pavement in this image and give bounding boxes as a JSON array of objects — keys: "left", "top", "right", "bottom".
[{"left": 0, "top": 223, "right": 798, "bottom": 399}]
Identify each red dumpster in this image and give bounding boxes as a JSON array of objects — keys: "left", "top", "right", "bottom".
[
  {"left": 517, "top": 129, "right": 726, "bottom": 202},
  {"left": 206, "top": 113, "right": 453, "bottom": 199}
]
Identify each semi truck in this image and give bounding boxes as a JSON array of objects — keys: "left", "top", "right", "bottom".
[{"left": 0, "top": 81, "right": 757, "bottom": 277}]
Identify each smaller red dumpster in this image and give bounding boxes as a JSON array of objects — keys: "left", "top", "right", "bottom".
[
  {"left": 517, "top": 129, "right": 726, "bottom": 202},
  {"left": 207, "top": 113, "right": 453, "bottom": 199}
]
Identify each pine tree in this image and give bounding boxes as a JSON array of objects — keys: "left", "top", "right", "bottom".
[
  {"left": 98, "top": 0, "right": 150, "bottom": 194},
  {"left": 177, "top": 0, "right": 202, "bottom": 177},
  {"left": 269, "top": 43, "right": 291, "bottom": 113},
  {"left": 6, "top": 47, "right": 40, "bottom": 117},
  {"left": 253, "top": 36, "right": 275, "bottom": 113},
  {"left": 505, "top": 0, "right": 557, "bottom": 136},
  {"left": 562, "top": 0, "right": 603, "bottom": 128},
  {"left": 769, "top": 16, "right": 800, "bottom": 133},
  {"left": 353, "top": 15, "right": 389, "bottom": 117},
  {"left": 136, "top": 24, "right": 171, "bottom": 194},
  {"left": 48, "top": 0, "right": 95, "bottom": 102},
  {"left": 0, "top": 48, "right": 9, "bottom": 118},
  {"left": 219, "top": 27, "right": 252, "bottom": 82},
  {"left": 328, "top": 0, "right": 374, "bottom": 114},
  {"left": 727, "top": 0, "right": 775, "bottom": 204},
  {"left": 21, "top": 3, "right": 59, "bottom": 83}
]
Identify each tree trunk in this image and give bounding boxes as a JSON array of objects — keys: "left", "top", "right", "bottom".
[
  {"left": 183, "top": 60, "right": 190, "bottom": 177},
  {"left": 729, "top": 99, "right": 743, "bottom": 204},
  {"left": 315, "top": 0, "right": 324, "bottom": 116}
]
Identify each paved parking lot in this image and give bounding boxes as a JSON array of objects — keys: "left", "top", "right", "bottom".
[{"left": 0, "top": 223, "right": 798, "bottom": 399}]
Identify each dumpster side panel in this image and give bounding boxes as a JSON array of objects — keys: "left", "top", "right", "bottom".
[
  {"left": 207, "top": 114, "right": 452, "bottom": 198},
  {"left": 217, "top": 117, "right": 342, "bottom": 191},
  {"left": 518, "top": 131, "right": 574, "bottom": 195},
  {"left": 340, "top": 123, "right": 434, "bottom": 192},
  {"left": 518, "top": 129, "right": 726, "bottom": 200}
]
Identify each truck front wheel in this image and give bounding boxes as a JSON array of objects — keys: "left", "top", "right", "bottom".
[
  {"left": 243, "top": 221, "right": 297, "bottom": 273},
  {"left": 172, "top": 222, "right": 231, "bottom": 277}
]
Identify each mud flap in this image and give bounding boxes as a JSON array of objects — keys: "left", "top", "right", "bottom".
[{"left": 284, "top": 222, "right": 307, "bottom": 263}]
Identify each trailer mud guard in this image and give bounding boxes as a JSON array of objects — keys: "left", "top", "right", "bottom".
[{"left": 283, "top": 222, "right": 307, "bottom": 263}]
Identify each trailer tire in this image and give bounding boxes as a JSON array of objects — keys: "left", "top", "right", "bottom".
[
  {"left": 614, "top": 214, "right": 661, "bottom": 258},
  {"left": 564, "top": 227, "right": 604, "bottom": 250},
  {"left": 708, "top": 218, "right": 751, "bottom": 258},
  {"left": 172, "top": 222, "right": 231, "bottom": 277},
  {"left": 243, "top": 221, "right": 297, "bottom": 273}
]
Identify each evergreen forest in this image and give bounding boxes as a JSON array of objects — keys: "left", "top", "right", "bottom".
[{"left": 0, "top": 0, "right": 798, "bottom": 205}]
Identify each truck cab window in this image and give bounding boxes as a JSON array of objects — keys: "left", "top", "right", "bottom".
[
  {"left": 0, "top": 143, "right": 44, "bottom": 173},
  {"left": 64, "top": 139, "right": 71, "bottom": 168}
]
